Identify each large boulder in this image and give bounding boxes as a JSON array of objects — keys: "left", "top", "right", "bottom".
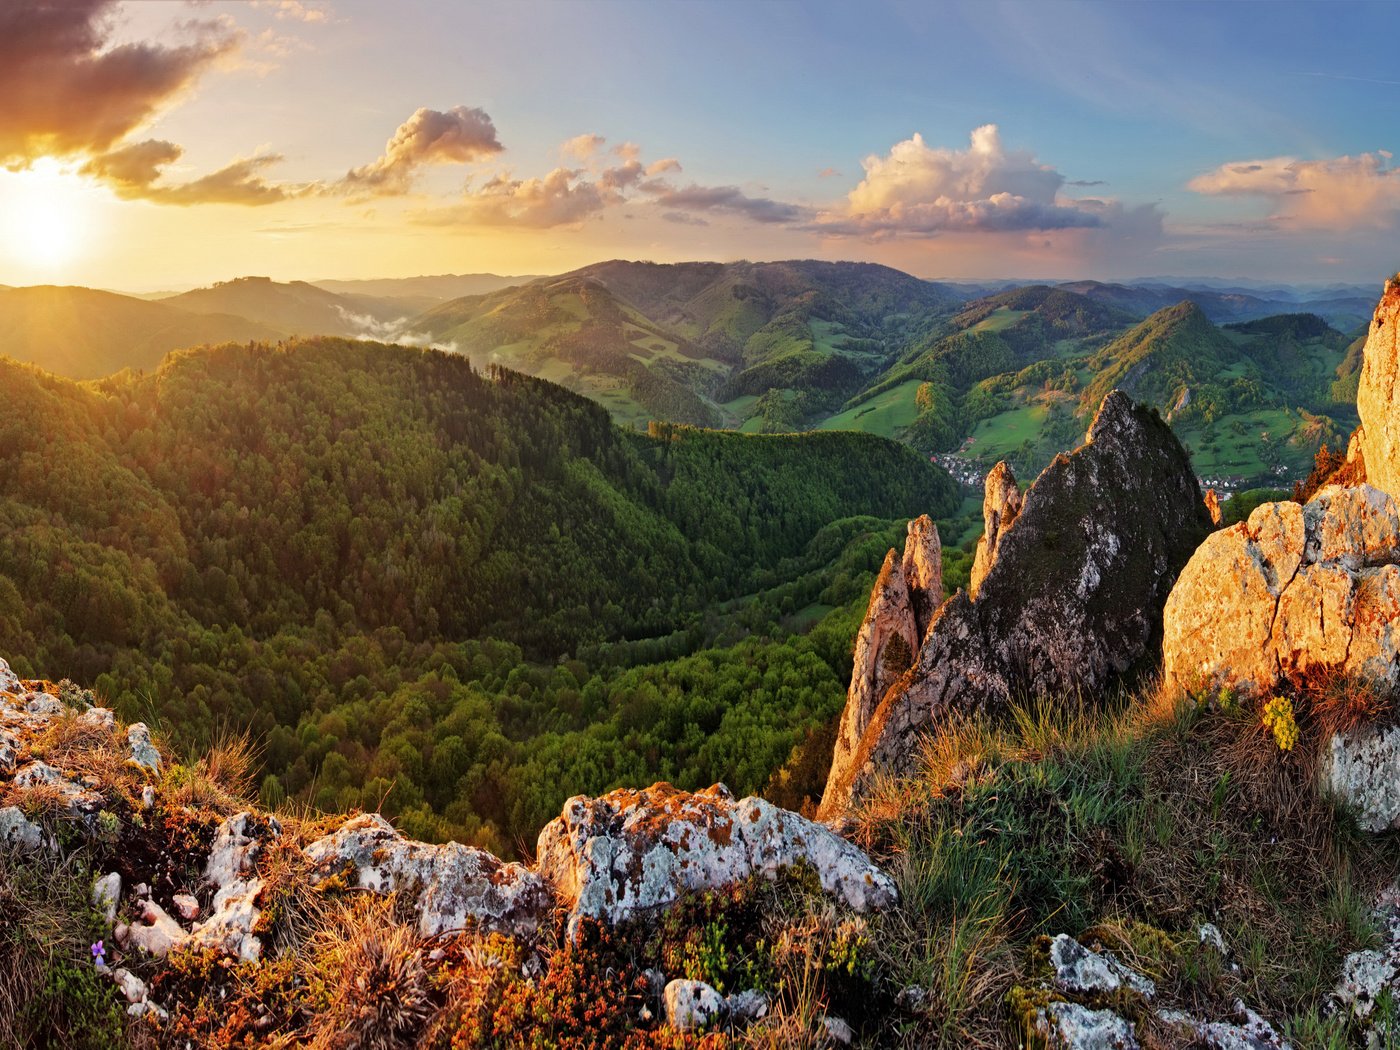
[
  {"left": 969, "top": 461, "right": 1022, "bottom": 599},
  {"left": 302, "top": 813, "right": 552, "bottom": 939},
  {"left": 536, "top": 782, "right": 896, "bottom": 933},
  {"left": 1162, "top": 485, "right": 1400, "bottom": 697},
  {"left": 1357, "top": 277, "right": 1400, "bottom": 503},
  {"left": 822, "top": 518, "right": 941, "bottom": 815},
  {"left": 823, "top": 392, "right": 1210, "bottom": 814}
]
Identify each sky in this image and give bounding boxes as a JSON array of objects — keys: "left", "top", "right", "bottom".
[{"left": 1, "top": 0, "right": 1399, "bottom": 291}]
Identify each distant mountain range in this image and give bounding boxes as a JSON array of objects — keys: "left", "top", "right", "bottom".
[{"left": 0, "top": 261, "right": 1375, "bottom": 485}]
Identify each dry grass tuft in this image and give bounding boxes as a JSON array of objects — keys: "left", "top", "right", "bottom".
[{"left": 161, "top": 730, "right": 261, "bottom": 816}]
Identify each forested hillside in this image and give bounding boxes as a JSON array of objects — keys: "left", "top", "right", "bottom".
[{"left": 0, "top": 338, "right": 957, "bottom": 853}]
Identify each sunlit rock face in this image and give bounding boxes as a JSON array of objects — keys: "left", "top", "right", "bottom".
[
  {"left": 1162, "top": 485, "right": 1400, "bottom": 697},
  {"left": 823, "top": 391, "right": 1210, "bottom": 815},
  {"left": 969, "top": 461, "right": 1022, "bottom": 599},
  {"left": 1358, "top": 278, "right": 1400, "bottom": 503},
  {"left": 536, "top": 781, "right": 897, "bottom": 932}
]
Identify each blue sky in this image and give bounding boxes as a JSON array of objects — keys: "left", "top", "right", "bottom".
[{"left": 3, "top": 0, "right": 1398, "bottom": 287}]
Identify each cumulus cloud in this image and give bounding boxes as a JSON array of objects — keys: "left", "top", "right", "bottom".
[
  {"left": 342, "top": 106, "right": 503, "bottom": 194},
  {"left": 0, "top": 0, "right": 240, "bottom": 167},
  {"left": 816, "top": 124, "right": 1104, "bottom": 237},
  {"left": 1188, "top": 150, "right": 1400, "bottom": 228},
  {"left": 82, "top": 139, "right": 295, "bottom": 205},
  {"left": 417, "top": 167, "right": 609, "bottom": 228},
  {"left": 561, "top": 133, "right": 605, "bottom": 160},
  {"left": 254, "top": 0, "right": 330, "bottom": 22}
]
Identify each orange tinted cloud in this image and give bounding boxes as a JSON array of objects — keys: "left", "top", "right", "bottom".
[
  {"left": 1188, "top": 151, "right": 1400, "bottom": 228},
  {"left": 81, "top": 139, "right": 296, "bottom": 205},
  {"left": 0, "top": 1, "right": 238, "bottom": 167},
  {"left": 341, "top": 106, "right": 503, "bottom": 194}
]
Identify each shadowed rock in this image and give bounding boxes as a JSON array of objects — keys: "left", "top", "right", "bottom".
[{"left": 823, "top": 391, "right": 1210, "bottom": 815}]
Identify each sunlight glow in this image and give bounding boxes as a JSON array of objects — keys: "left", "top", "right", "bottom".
[{"left": 1, "top": 158, "right": 96, "bottom": 275}]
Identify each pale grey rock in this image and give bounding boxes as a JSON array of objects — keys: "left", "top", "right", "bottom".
[
  {"left": 127, "top": 723, "right": 161, "bottom": 773},
  {"left": 1033, "top": 1001, "right": 1139, "bottom": 1049},
  {"left": 1322, "top": 724, "right": 1400, "bottom": 832},
  {"left": 141, "top": 785, "right": 155, "bottom": 809},
  {"left": 1047, "top": 934, "right": 1155, "bottom": 999},
  {"left": 537, "top": 783, "right": 897, "bottom": 932},
  {"left": 189, "top": 812, "right": 280, "bottom": 961},
  {"left": 822, "top": 1016, "right": 855, "bottom": 1046},
  {"left": 77, "top": 707, "right": 115, "bottom": 732},
  {"left": 25, "top": 693, "right": 62, "bottom": 717},
  {"left": 0, "top": 728, "right": 18, "bottom": 773},
  {"left": 93, "top": 872, "right": 122, "bottom": 924},
  {"left": 725, "top": 988, "right": 770, "bottom": 1026},
  {"left": 1334, "top": 948, "right": 1399, "bottom": 1021},
  {"left": 171, "top": 893, "right": 200, "bottom": 921},
  {"left": 663, "top": 979, "right": 724, "bottom": 1032},
  {"left": 303, "top": 812, "right": 551, "bottom": 939},
  {"left": 1198, "top": 923, "right": 1228, "bottom": 955},
  {"left": 0, "top": 657, "right": 19, "bottom": 694},
  {"left": 1164, "top": 1002, "right": 1287, "bottom": 1050},
  {"left": 124, "top": 899, "right": 189, "bottom": 957},
  {"left": 901, "top": 513, "right": 944, "bottom": 638},
  {"left": 113, "top": 967, "right": 148, "bottom": 1004},
  {"left": 0, "top": 806, "right": 44, "bottom": 851},
  {"left": 127, "top": 999, "right": 168, "bottom": 1021},
  {"left": 1357, "top": 279, "right": 1400, "bottom": 504},
  {"left": 1164, "top": 485, "right": 1400, "bottom": 697},
  {"left": 14, "top": 760, "right": 101, "bottom": 812}
]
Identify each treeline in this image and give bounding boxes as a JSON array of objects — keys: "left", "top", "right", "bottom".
[{"left": 0, "top": 338, "right": 956, "bottom": 852}]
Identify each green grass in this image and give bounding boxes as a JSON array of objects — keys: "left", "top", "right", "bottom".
[
  {"left": 966, "top": 403, "right": 1050, "bottom": 460},
  {"left": 817, "top": 379, "right": 924, "bottom": 439},
  {"left": 971, "top": 308, "right": 1031, "bottom": 333}
]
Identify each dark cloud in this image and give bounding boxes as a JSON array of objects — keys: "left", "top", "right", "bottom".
[
  {"left": 0, "top": 1, "right": 239, "bottom": 167},
  {"left": 341, "top": 106, "right": 503, "bottom": 194},
  {"left": 661, "top": 211, "right": 710, "bottom": 227},
  {"left": 1067, "top": 179, "right": 1106, "bottom": 187}
]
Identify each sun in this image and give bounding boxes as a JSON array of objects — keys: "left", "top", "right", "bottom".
[{"left": 1, "top": 158, "right": 96, "bottom": 276}]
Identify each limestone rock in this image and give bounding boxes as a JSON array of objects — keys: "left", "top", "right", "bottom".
[
  {"left": 113, "top": 968, "right": 148, "bottom": 1004},
  {"left": 1047, "top": 934, "right": 1155, "bottom": 999},
  {"left": 303, "top": 812, "right": 551, "bottom": 939},
  {"left": 1321, "top": 724, "right": 1400, "bottom": 832},
  {"left": 0, "top": 806, "right": 45, "bottom": 851},
  {"left": 172, "top": 893, "right": 200, "bottom": 921},
  {"left": 822, "top": 1016, "right": 855, "bottom": 1045},
  {"left": 0, "top": 657, "right": 19, "bottom": 695},
  {"left": 125, "top": 899, "right": 189, "bottom": 958},
  {"left": 127, "top": 723, "right": 161, "bottom": 773},
  {"left": 1357, "top": 278, "right": 1400, "bottom": 503},
  {"left": 1204, "top": 488, "right": 1222, "bottom": 526},
  {"left": 93, "top": 872, "right": 122, "bottom": 925},
  {"left": 969, "top": 461, "right": 1022, "bottom": 598},
  {"left": 820, "top": 518, "right": 942, "bottom": 818},
  {"left": 537, "top": 782, "right": 896, "bottom": 931},
  {"left": 901, "top": 514, "right": 944, "bottom": 637},
  {"left": 663, "top": 979, "right": 724, "bottom": 1032},
  {"left": 1032, "top": 1001, "right": 1138, "bottom": 1049},
  {"left": 1162, "top": 485, "right": 1400, "bottom": 697},
  {"left": 825, "top": 392, "right": 1209, "bottom": 813},
  {"left": 1158, "top": 1003, "right": 1288, "bottom": 1049},
  {"left": 725, "top": 988, "right": 770, "bottom": 1026},
  {"left": 189, "top": 812, "right": 279, "bottom": 961}
]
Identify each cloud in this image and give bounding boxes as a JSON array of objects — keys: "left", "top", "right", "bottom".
[
  {"left": 661, "top": 211, "right": 710, "bottom": 227},
  {"left": 639, "top": 181, "right": 812, "bottom": 224},
  {"left": 817, "top": 125, "right": 1106, "bottom": 237},
  {"left": 417, "top": 167, "right": 609, "bottom": 228},
  {"left": 82, "top": 139, "right": 295, "bottom": 205},
  {"left": 1188, "top": 151, "right": 1400, "bottom": 228},
  {"left": 1067, "top": 179, "right": 1106, "bottom": 187},
  {"left": 0, "top": 0, "right": 240, "bottom": 167},
  {"left": 254, "top": 0, "right": 330, "bottom": 22},
  {"left": 561, "top": 133, "right": 605, "bottom": 160},
  {"left": 342, "top": 106, "right": 503, "bottom": 194},
  {"left": 817, "top": 167, "right": 841, "bottom": 179}
]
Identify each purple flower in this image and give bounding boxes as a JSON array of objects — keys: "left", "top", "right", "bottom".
[{"left": 91, "top": 940, "right": 105, "bottom": 967}]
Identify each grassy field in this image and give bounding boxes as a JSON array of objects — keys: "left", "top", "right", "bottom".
[
  {"left": 1173, "top": 408, "right": 1299, "bottom": 479},
  {"left": 967, "top": 402, "right": 1050, "bottom": 461},
  {"left": 817, "top": 379, "right": 923, "bottom": 439},
  {"left": 971, "top": 307, "right": 1031, "bottom": 333}
]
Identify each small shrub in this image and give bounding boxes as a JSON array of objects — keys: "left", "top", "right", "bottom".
[{"left": 1261, "top": 696, "right": 1299, "bottom": 752}]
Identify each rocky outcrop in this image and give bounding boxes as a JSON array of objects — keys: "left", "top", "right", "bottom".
[
  {"left": 1321, "top": 724, "right": 1400, "bottom": 832},
  {"left": 821, "top": 518, "right": 940, "bottom": 816},
  {"left": 1204, "top": 488, "right": 1222, "bottom": 526},
  {"left": 1357, "top": 278, "right": 1400, "bottom": 503},
  {"left": 824, "top": 392, "right": 1210, "bottom": 814},
  {"left": 901, "top": 514, "right": 944, "bottom": 637},
  {"left": 1162, "top": 485, "right": 1400, "bottom": 696},
  {"left": 970, "top": 461, "right": 1022, "bottom": 598},
  {"left": 537, "top": 782, "right": 897, "bottom": 932},
  {"left": 303, "top": 812, "right": 552, "bottom": 938}
]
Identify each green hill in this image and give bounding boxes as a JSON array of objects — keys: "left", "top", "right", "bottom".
[
  {"left": 0, "top": 337, "right": 957, "bottom": 849},
  {"left": 160, "top": 276, "right": 411, "bottom": 337},
  {"left": 0, "top": 285, "right": 284, "bottom": 379}
]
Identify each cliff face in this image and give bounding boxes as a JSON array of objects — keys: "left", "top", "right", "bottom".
[
  {"left": 969, "top": 461, "right": 1022, "bottom": 599},
  {"left": 1358, "top": 278, "right": 1400, "bottom": 501},
  {"left": 822, "top": 391, "right": 1212, "bottom": 815},
  {"left": 821, "top": 516, "right": 942, "bottom": 816}
]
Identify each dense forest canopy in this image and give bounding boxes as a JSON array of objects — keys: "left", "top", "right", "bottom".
[{"left": 0, "top": 337, "right": 957, "bottom": 854}]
